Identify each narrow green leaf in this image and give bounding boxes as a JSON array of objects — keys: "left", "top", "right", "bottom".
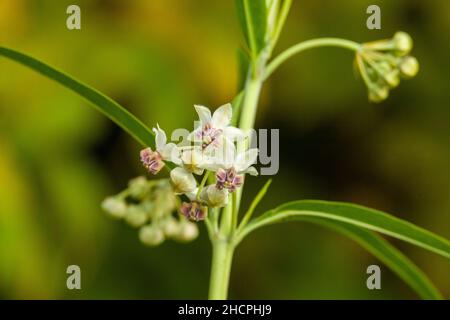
[
  {"left": 238, "top": 179, "right": 272, "bottom": 231},
  {"left": 236, "top": 0, "right": 268, "bottom": 56},
  {"left": 299, "top": 217, "right": 443, "bottom": 299},
  {"left": 0, "top": 46, "right": 155, "bottom": 147},
  {"left": 239, "top": 200, "right": 450, "bottom": 259},
  {"left": 231, "top": 90, "right": 244, "bottom": 126},
  {"left": 237, "top": 47, "right": 250, "bottom": 90},
  {"left": 235, "top": 0, "right": 250, "bottom": 48}
]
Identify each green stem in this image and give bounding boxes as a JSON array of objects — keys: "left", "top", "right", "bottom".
[
  {"left": 196, "top": 171, "right": 210, "bottom": 199},
  {"left": 234, "top": 55, "right": 267, "bottom": 217},
  {"left": 264, "top": 38, "right": 361, "bottom": 80},
  {"left": 208, "top": 55, "right": 267, "bottom": 300},
  {"left": 208, "top": 240, "right": 234, "bottom": 299},
  {"left": 239, "top": 73, "right": 264, "bottom": 131}
]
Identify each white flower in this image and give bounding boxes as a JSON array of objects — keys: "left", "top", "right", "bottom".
[
  {"left": 190, "top": 104, "right": 243, "bottom": 150},
  {"left": 178, "top": 146, "right": 209, "bottom": 175},
  {"left": 207, "top": 138, "right": 258, "bottom": 175},
  {"left": 153, "top": 124, "right": 181, "bottom": 164},
  {"left": 170, "top": 167, "right": 197, "bottom": 194},
  {"left": 206, "top": 139, "right": 259, "bottom": 192},
  {"left": 140, "top": 124, "right": 180, "bottom": 174}
]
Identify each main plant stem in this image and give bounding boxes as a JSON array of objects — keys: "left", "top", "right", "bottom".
[
  {"left": 208, "top": 240, "right": 234, "bottom": 299},
  {"left": 208, "top": 54, "right": 266, "bottom": 300}
]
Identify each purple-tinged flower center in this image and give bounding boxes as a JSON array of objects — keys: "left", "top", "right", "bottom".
[
  {"left": 180, "top": 202, "right": 207, "bottom": 221},
  {"left": 196, "top": 123, "right": 222, "bottom": 150},
  {"left": 215, "top": 167, "right": 243, "bottom": 192},
  {"left": 140, "top": 148, "right": 164, "bottom": 175}
]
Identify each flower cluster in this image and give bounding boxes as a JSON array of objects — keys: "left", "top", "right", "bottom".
[
  {"left": 356, "top": 31, "right": 419, "bottom": 103},
  {"left": 140, "top": 104, "right": 259, "bottom": 222},
  {"left": 102, "top": 177, "right": 198, "bottom": 246}
]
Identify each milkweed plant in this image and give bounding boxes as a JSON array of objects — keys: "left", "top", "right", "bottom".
[{"left": 1, "top": 0, "right": 448, "bottom": 300}]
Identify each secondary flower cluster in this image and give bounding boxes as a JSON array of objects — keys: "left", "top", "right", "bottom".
[
  {"left": 102, "top": 177, "right": 198, "bottom": 246},
  {"left": 356, "top": 31, "right": 419, "bottom": 103},
  {"left": 140, "top": 104, "right": 259, "bottom": 221}
]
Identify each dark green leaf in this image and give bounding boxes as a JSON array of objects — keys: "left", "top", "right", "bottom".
[
  {"left": 235, "top": 0, "right": 268, "bottom": 56},
  {"left": 0, "top": 46, "right": 155, "bottom": 147},
  {"left": 300, "top": 217, "right": 443, "bottom": 299},
  {"left": 239, "top": 200, "right": 450, "bottom": 259},
  {"left": 237, "top": 47, "right": 250, "bottom": 90}
]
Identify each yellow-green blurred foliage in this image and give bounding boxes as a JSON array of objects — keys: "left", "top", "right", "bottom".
[{"left": 0, "top": 0, "right": 449, "bottom": 299}]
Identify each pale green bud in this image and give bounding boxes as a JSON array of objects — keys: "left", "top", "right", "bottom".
[
  {"left": 392, "top": 31, "right": 413, "bottom": 56},
  {"left": 384, "top": 70, "right": 400, "bottom": 88},
  {"left": 368, "top": 84, "right": 389, "bottom": 103},
  {"left": 399, "top": 56, "right": 419, "bottom": 79},
  {"left": 101, "top": 197, "right": 127, "bottom": 219},
  {"left": 170, "top": 167, "right": 197, "bottom": 194},
  {"left": 175, "top": 222, "right": 199, "bottom": 242},
  {"left": 128, "top": 176, "right": 149, "bottom": 199},
  {"left": 124, "top": 205, "right": 148, "bottom": 227},
  {"left": 162, "top": 218, "right": 181, "bottom": 238},
  {"left": 139, "top": 225, "right": 165, "bottom": 246},
  {"left": 200, "top": 185, "right": 229, "bottom": 208}
]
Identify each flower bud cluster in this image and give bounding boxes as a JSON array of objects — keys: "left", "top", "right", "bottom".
[
  {"left": 102, "top": 177, "right": 198, "bottom": 246},
  {"left": 357, "top": 31, "right": 419, "bottom": 103}
]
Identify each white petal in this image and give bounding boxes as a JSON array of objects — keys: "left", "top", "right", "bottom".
[
  {"left": 170, "top": 167, "right": 197, "bottom": 194},
  {"left": 223, "top": 126, "right": 245, "bottom": 141},
  {"left": 181, "top": 147, "right": 206, "bottom": 175},
  {"left": 211, "top": 103, "right": 232, "bottom": 129},
  {"left": 194, "top": 105, "right": 212, "bottom": 125},
  {"left": 187, "top": 127, "right": 202, "bottom": 144},
  {"left": 243, "top": 166, "right": 258, "bottom": 176},
  {"left": 235, "top": 148, "right": 258, "bottom": 172},
  {"left": 153, "top": 124, "right": 167, "bottom": 152},
  {"left": 161, "top": 143, "right": 182, "bottom": 165},
  {"left": 214, "top": 137, "right": 235, "bottom": 168},
  {"left": 185, "top": 189, "right": 199, "bottom": 201}
]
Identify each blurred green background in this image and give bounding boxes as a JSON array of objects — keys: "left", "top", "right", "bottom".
[{"left": 0, "top": 0, "right": 449, "bottom": 299}]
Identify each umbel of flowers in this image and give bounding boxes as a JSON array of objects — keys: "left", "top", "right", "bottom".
[
  {"left": 357, "top": 32, "right": 419, "bottom": 103},
  {"left": 102, "top": 104, "right": 258, "bottom": 246}
]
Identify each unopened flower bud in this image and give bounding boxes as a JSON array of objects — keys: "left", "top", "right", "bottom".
[
  {"left": 399, "top": 56, "right": 419, "bottom": 79},
  {"left": 170, "top": 167, "right": 197, "bottom": 194},
  {"left": 101, "top": 197, "right": 127, "bottom": 219},
  {"left": 162, "top": 218, "right": 181, "bottom": 238},
  {"left": 200, "top": 185, "right": 228, "bottom": 207},
  {"left": 392, "top": 31, "right": 413, "bottom": 56},
  {"left": 175, "top": 222, "right": 199, "bottom": 242},
  {"left": 139, "top": 225, "right": 165, "bottom": 246},
  {"left": 140, "top": 147, "right": 164, "bottom": 175},
  {"left": 128, "top": 176, "right": 149, "bottom": 199},
  {"left": 384, "top": 70, "right": 400, "bottom": 88},
  {"left": 180, "top": 201, "right": 207, "bottom": 221},
  {"left": 125, "top": 205, "right": 148, "bottom": 227},
  {"left": 368, "top": 84, "right": 389, "bottom": 103}
]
